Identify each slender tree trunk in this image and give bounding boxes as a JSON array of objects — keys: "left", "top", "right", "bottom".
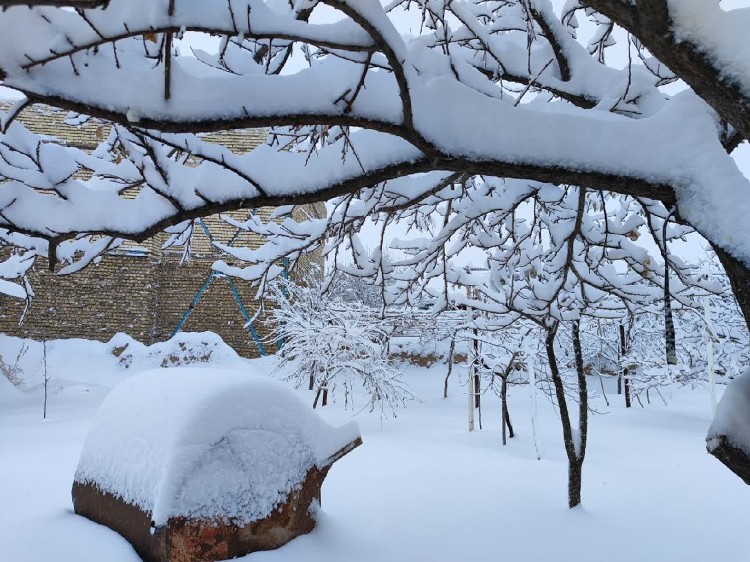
[
  {"left": 662, "top": 215, "right": 678, "bottom": 365},
  {"left": 545, "top": 323, "right": 587, "bottom": 509},
  {"left": 313, "top": 387, "right": 322, "bottom": 409},
  {"left": 624, "top": 369, "right": 632, "bottom": 409},
  {"left": 619, "top": 323, "right": 629, "bottom": 406},
  {"left": 598, "top": 373, "right": 609, "bottom": 407},
  {"left": 502, "top": 375, "right": 514, "bottom": 439},
  {"left": 571, "top": 321, "right": 588, "bottom": 506},
  {"left": 504, "top": 406, "right": 514, "bottom": 438},
  {"left": 664, "top": 291, "right": 678, "bottom": 365},
  {"left": 309, "top": 362, "right": 316, "bottom": 391},
  {"left": 444, "top": 336, "right": 455, "bottom": 398}
]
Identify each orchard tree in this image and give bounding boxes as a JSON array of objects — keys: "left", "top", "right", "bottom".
[
  {"left": 1, "top": 0, "right": 750, "bottom": 481},
  {"left": 268, "top": 274, "right": 411, "bottom": 415}
]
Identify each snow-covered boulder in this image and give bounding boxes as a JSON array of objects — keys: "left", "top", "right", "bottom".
[
  {"left": 72, "top": 367, "right": 361, "bottom": 562},
  {"left": 706, "top": 368, "right": 750, "bottom": 485}
]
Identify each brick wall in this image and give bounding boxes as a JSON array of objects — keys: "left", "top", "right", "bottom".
[
  {"left": 0, "top": 214, "right": 324, "bottom": 358},
  {"left": 0, "top": 253, "right": 160, "bottom": 344}
]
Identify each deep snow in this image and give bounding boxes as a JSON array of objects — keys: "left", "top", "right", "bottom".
[
  {"left": 1, "top": 335, "right": 749, "bottom": 562},
  {"left": 75, "top": 367, "right": 360, "bottom": 526}
]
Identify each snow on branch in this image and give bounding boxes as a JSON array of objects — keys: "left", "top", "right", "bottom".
[{"left": 0, "top": 0, "right": 749, "bottom": 276}]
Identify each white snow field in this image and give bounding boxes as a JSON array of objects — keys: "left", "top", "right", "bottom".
[{"left": 1, "top": 334, "right": 749, "bottom": 562}]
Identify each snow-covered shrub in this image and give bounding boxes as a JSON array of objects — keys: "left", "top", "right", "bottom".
[
  {"left": 107, "top": 332, "right": 242, "bottom": 370},
  {"left": 268, "top": 277, "right": 411, "bottom": 416},
  {"left": 0, "top": 340, "right": 28, "bottom": 387}
]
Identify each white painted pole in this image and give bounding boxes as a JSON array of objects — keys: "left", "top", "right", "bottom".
[
  {"left": 467, "top": 301, "right": 475, "bottom": 432},
  {"left": 704, "top": 295, "right": 717, "bottom": 416},
  {"left": 527, "top": 343, "right": 542, "bottom": 460}
]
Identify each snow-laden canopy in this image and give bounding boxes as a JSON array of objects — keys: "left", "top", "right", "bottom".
[
  {"left": 0, "top": 0, "right": 747, "bottom": 268},
  {"left": 74, "top": 367, "right": 361, "bottom": 526}
]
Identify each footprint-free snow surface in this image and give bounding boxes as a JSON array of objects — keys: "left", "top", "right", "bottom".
[{"left": 0, "top": 336, "right": 749, "bottom": 561}]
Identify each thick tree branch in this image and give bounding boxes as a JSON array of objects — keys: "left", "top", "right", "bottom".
[{"left": 585, "top": 0, "right": 750, "bottom": 143}]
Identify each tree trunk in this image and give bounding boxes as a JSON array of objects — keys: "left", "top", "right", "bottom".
[
  {"left": 546, "top": 324, "right": 587, "bottom": 509},
  {"left": 624, "top": 369, "right": 632, "bottom": 409},
  {"left": 572, "top": 320, "right": 588, "bottom": 463},
  {"left": 443, "top": 336, "right": 455, "bottom": 398},
  {"left": 568, "top": 459, "right": 583, "bottom": 509},
  {"left": 664, "top": 270, "right": 678, "bottom": 365},
  {"left": 713, "top": 244, "right": 750, "bottom": 332},
  {"left": 619, "top": 323, "right": 628, "bottom": 405},
  {"left": 504, "top": 392, "right": 514, "bottom": 438},
  {"left": 313, "top": 387, "right": 322, "bottom": 409},
  {"left": 500, "top": 377, "right": 513, "bottom": 446}
]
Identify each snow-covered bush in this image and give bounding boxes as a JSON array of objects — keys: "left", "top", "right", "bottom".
[
  {"left": 0, "top": 340, "right": 27, "bottom": 387},
  {"left": 107, "top": 332, "right": 242, "bottom": 370},
  {"left": 268, "top": 277, "right": 411, "bottom": 416}
]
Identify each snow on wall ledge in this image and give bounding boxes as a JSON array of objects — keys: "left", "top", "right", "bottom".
[{"left": 74, "top": 367, "right": 361, "bottom": 526}]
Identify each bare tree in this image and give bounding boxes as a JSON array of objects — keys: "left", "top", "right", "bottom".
[
  {"left": 268, "top": 275, "right": 412, "bottom": 416},
  {"left": 0, "top": 339, "right": 27, "bottom": 386}
]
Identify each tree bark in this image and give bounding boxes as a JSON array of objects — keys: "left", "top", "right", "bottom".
[
  {"left": 585, "top": 0, "right": 750, "bottom": 144},
  {"left": 501, "top": 376, "right": 509, "bottom": 446},
  {"left": 624, "top": 369, "right": 632, "bottom": 409},
  {"left": 546, "top": 324, "right": 587, "bottom": 508},
  {"left": 708, "top": 436, "right": 750, "bottom": 485},
  {"left": 713, "top": 244, "right": 750, "bottom": 333},
  {"left": 443, "top": 336, "right": 455, "bottom": 398},
  {"left": 568, "top": 459, "right": 584, "bottom": 509}
]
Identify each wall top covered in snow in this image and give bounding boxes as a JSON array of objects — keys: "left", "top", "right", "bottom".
[{"left": 74, "top": 367, "right": 361, "bottom": 526}]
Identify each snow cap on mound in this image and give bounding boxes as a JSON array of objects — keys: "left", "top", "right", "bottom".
[
  {"left": 707, "top": 367, "right": 750, "bottom": 455},
  {"left": 107, "top": 331, "right": 243, "bottom": 370},
  {"left": 74, "top": 367, "right": 360, "bottom": 526}
]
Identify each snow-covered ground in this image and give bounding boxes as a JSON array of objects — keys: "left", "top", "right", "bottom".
[{"left": 1, "top": 334, "right": 749, "bottom": 562}]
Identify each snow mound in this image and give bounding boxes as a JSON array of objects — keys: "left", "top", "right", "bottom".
[
  {"left": 107, "top": 332, "right": 243, "bottom": 370},
  {"left": 707, "top": 367, "right": 750, "bottom": 455},
  {"left": 74, "top": 367, "right": 360, "bottom": 526}
]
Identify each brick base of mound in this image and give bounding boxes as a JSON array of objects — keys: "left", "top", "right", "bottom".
[{"left": 73, "top": 438, "right": 362, "bottom": 562}]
